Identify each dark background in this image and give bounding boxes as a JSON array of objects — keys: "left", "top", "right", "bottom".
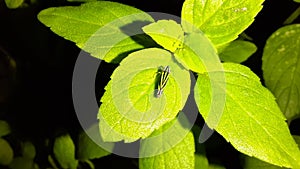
[{"left": 0, "top": 0, "right": 299, "bottom": 168}]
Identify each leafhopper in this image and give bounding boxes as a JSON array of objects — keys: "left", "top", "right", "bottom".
[{"left": 156, "top": 66, "right": 170, "bottom": 98}]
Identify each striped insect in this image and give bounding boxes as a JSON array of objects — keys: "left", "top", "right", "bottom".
[{"left": 156, "top": 66, "right": 170, "bottom": 98}]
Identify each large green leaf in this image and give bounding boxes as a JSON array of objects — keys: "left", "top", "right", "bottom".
[
  {"left": 139, "top": 117, "right": 195, "bottom": 169},
  {"left": 219, "top": 40, "right": 257, "bottom": 63},
  {"left": 0, "top": 120, "right": 11, "bottom": 137},
  {"left": 194, "top": 63, "right": 300, "bottom": 168},
  {"left": 53, "top": 134, "right": 78, "bottom": 169},
  {"left": 0, "top": 138, "right": 13, "bottom": 165},
  {"left": 262, "top": 24, "right": 300, "bottom": 121},
  {"left": 143, "top": 20, "right": 184, "bottom": 53},
  {"left": 98, "top": 48, "right": 190, "bottom": 142},
  {"left": 38, "top": 1, "right": 155, "bottom": 63},
  {"left": 181, "top": 0, "right": 264, "bottom": 47}
]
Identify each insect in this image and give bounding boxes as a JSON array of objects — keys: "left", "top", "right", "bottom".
[{"left": 156, "top": 66, "right": 170, "bottom": 98}]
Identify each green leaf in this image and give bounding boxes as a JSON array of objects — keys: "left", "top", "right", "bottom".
[
  {"left": 194, "top": 63, "right": 300, "bottom": 168},
  {"left": 77, "top": 124, "right": 113, "bottom": 160},
  {"left": 98, "top": 48, "right": 190, "bottom": 142},
  {"left": 181, "top": 0, "right": 264, "bottom": 47},
  {"left": 139, "top": 117, "right": 195, "bottom": 169},
  {"left": 195, "top": 154, "right": 209, "bottom": 169},
  {"left": 174, "top": 32, "right": 216, "bottom": 73},
  {"left": 38, "top": 1, "right": 155, "bottom": 63},
  {"left": 244, "top": 135, "right": 300, "bottom": 169},
  {"left": 219, "top": 40, "right": 257, "bottom": 63},
  {"left": 243, "top": 156, "right": 288, "bottom": 169},
  {"left": 142, "top": 20, "right": 184, "bottom": 52},
  {"left": 262, "top": 24, "right": 300, "bottom": 121},
  {"left": 21, "top": 142, "right": 36, "bottom": 160},
  {"left": 9, "top": 157, "right": 38, "bottom": 169},
  {"left": 294, "top": 0, "right": 300, "bottom": 3},
  {"left": 0, "top": 120, "right": 11, "bottom": 137},
  {"left": 4, "top": 0, "right": 24, "bottom": 9},
  {"left": 53, "top": 134, "right": 78, "bottom": 169},
  {"left": 0, "top": 138, "right": 13, "bottom": 165}
]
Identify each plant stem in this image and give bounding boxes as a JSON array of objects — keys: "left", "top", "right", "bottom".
[
  {"left": 48, "top": 155, "right": 59, "bottom": 169},
  {"left": 84, "top": 160, "right": 95, "bottom": 169},
  {"left": 283, "top": 6, "right": 300, "bottom": 25}
]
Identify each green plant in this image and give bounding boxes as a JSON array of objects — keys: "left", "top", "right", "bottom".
[{"left": 1, "top": 0, "right": 300, "bottom": 168}]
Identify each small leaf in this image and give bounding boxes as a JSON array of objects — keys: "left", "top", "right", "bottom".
[
  {"left": 143, "top": 20, "right": 184, "bottom": 52},
  {"left": 181, "top": 0, "right": 264, "bottom": 47},
  {"left": 77, "top": 124, "right": 113, "bottom": 160},
  {"left": 262, "top": 24, "right": 300, "bottom": 120},
  {"left": 98, "top": 48, "right": 190, "bottom": 142},
  {"left": 38, "top": 1, "right": 155, "bottom": 63},
  {"left": 53, "top": 134, "right": 78, "bottom": 169},
  {"left": 0, "top": 138, "right": 13, "bottom": 165},
  {"left": 294, "top": 0, "right": 300, "bottom": 3},
  {"left": 9, "top": 157, "right": 38, "bottom": 169},
  {"left": 21, "top": 142, "right": 36, "bottom": 160},
  {"left": 194, "top": 63, "right": 300, "bottom": 168},
  {"left": 0, "top": 120, "right": 11, "bottom": 137},
  {"left": 139, "top": 117, "right": 195, "bottom": 169},
  {"left": 219, "top": 40, "right": 257, "bottom": 63},
  {"left": 4, "top": 0, "right": 24, "bottom": 9},
  {"left": 174, "top": 32, "right": 216, "bottom": 73}
]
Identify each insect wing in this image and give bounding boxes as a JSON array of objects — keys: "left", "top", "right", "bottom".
[
  {"left": 159, "top": 66, "right": 170, "bottom": 89},
  {"left": 157, "top": 66, "right": 170, "bottom": 97}
]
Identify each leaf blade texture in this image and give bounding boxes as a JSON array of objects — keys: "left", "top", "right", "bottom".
[
  {"left": 181, "top": 0, "right": 264, "bottom": 47},
  {"left": 98, "top": 48, "right": 190, "bottom": 142},
  {"left": 38, "top": 1, "right": 155, "bottom": 63},
  {"left": 195, "top": 63, "right": 300, "bottom": 168}
]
